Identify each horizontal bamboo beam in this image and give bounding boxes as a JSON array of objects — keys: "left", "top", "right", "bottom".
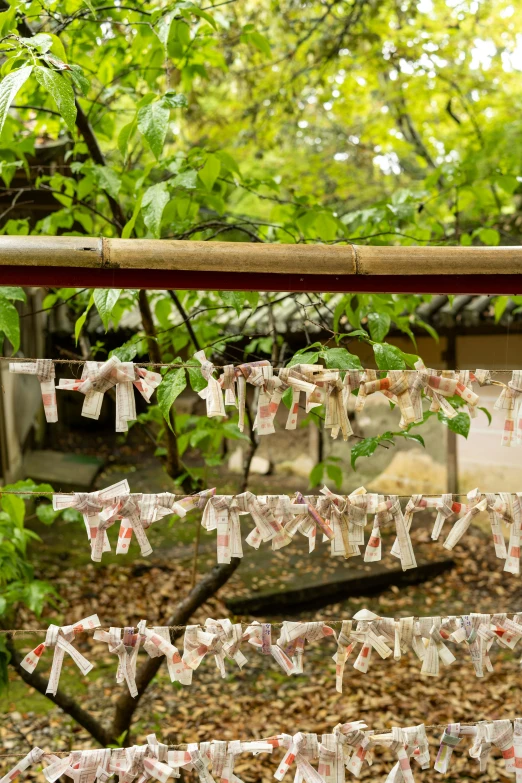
[{"left": 0, "top": 236, "right": 522, "bottom": 293}]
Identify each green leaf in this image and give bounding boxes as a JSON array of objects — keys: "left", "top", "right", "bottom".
[
  {"left": 476, "top": 227, "right": 500, "bottom": 246},
  {"left": 1, "top": 493, "right": 25, "bottom": 526},
  {"left": 0, "top": 296, "right": 19, "bottom": 352},
  {"left": 189, "top": 5, "right": 217, "bottom": 28},
  {"left": 110, "top": 342, "right": 138, "bottom": 362},
  {"left": 220, "top": 290, "right": 245, "bottom": 316},
  {"left": 23, "top": 580, "right": 58, "bottom": 616},
  {"left": 69, "top": 64, "right": 90, "bottom": 95},
  {"left": 314, "top": 211, "right": 338, "bottom": 241},
  {"left": 217, "top": 150, "right": 240, "bottom": 175},
  {"left": 48, "top": 33, "right": 68, "bottom": 63},
  {"left": 326, "top": 463, "right": 343, "bottom": 489},
  {"left": 287, "top": 351, "right": 320, "bottom": 367},
  {"left": 350, "top": 437, "right": 379, "bottom": 470},
  {"left": 479, "top": 406, "right": 492, "bottom": 425},
  {"left": 321, "top": 347, "right": 362, "bottom": 370},
  {"left": 36, "top": 503, "right": 60, "bottom": 525},
  {"left": 142, "top": 181, "right": 169, "bottom": 238},
  {"left": 245, "top": 291, "right": 259, "bottom": 310},
  {"left": 26, "top": 34, "right": 53, "bottom": 53},
  {"left": 326, "top": 464, "right": 343, "bottom": 489},
  {"left": 187, "top": 364, "right": 206, "bottom": 392},
  {"left": 438, "top": 410, "right": 470, "bottom": 438},
  {"left": 249, "top": 31, "right": 272, "bottom": 58},
  {"left": 309, "top": 462, "right": 324, "bottom": 488},
  {"left": 74, "top": 293, "right": 93, "bottom": 344},
  {"left": 402, "top": 433, "right": 425, "bottom": 447},
  {"left": 0, "top": 5, "right": 16, "bottom": 37},
  {"left": 494, "top": 295, "right": 509, "bottom": 323},
  {"left": 367, "top": 312, "right": 391, "bottom": 342},
  {"left": 157, "top": 367, "right": 187, "bottom": 431},
  {"left": 415, "top": 318, "right": 439, "bottom": 342},
  {"left": 282, "top": 386, "right": 293, "bottom": 409},
  {"left": 137, "top": 101, "right": 170, "bottom": 160},
  {"left": 346, "top": 328, "right": 369, "bottom": 339},
  {"left": 0, "top": 286, "right": 26, "bottom": 302},
  {"left": 373, "top": 343, "right": 406, "bottom": 370},
  {"left": 155, "top": 12, "right": 174, "bottom": 49},
  {"left": 172, "top": 169, "right": 198, "bottom": 189},
  {"left": 80, "top": 0, "right": 96, "bottom": 16},
  {"left": 122, "top": 192, "right": 143, "bottom": 239},
  {"left": 94, "top": 289, "right": 121, "bottom": 331},
  {"left": 34, "top": 65, "right": 76, "bottom": 132},
  {"left": 161, "top": 91, "right": 188, "bottom": 109},
  {"left": 92, "top": 164, "right": 121, "bottom": 200},
  {"left": 118, "top": 119, "right": 137, "bottom": 161},
  {"left": 176, "top": 21, "right": 191, "bottom": 45},
  {"left": 0, "top": 65, "right": 33, "bottom": 137},
  {"left": 199, "top": 154, "right": 221, "bottom": 191}
]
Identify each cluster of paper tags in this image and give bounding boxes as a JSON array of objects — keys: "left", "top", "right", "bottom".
[
  {"left": 17, "top": 609, "right": 522, "bottom": 698},
  {"left": 46, "top": 481, "right": 522, "bottom": 574},
  {"left": 3, "top": 719, "right": 522, "bottom": 783},
  {"left": 9, "top": 354, "right": 522, "bottom": 446}
]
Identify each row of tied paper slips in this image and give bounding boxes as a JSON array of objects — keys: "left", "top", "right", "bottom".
[{"left": 5, "top": 355, "right": 522, "bottom": 781}]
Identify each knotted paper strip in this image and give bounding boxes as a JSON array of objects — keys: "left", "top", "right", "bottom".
[
  {"left": 434, "top": 724, "right": 461, "bottom": 773},
  {"left": 9, "top": 359, "right": 57, "bottom": 422},
  {"left": 94, "top": 622, "right": 189, "bottom": 696},
  {"left": 57, "top": 356, "right": 162, "bottom": 432},
  {"left": 0, "top": 748, "right": 45, "bottom": 783},
  {"left": 20, "top": 615, "right": 100, "bottom": 695},
  {"left": 493, "top": 370, "right": 522, "bottom": 446}
]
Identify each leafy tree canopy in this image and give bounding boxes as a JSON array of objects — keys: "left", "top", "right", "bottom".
[{"left": 0, "top": 0, "right": 518, "bottom": 245}]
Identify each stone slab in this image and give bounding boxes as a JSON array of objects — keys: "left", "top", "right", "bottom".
[{"left": 23, "top": 450, "right": 105, "bottom": 491}]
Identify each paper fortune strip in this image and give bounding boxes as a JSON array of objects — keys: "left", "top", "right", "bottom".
[
  {"left": 23, "top": 609, "right": 522, "bottom": 696},
  {"left": 9, "top": 359, "right": 57, "bottom": 422},
  {"left": 20, "top": 614, "right": 100, "bottom": 696},
  {"left": 5, "top": 721, "right": 522, "bottom": 783}
]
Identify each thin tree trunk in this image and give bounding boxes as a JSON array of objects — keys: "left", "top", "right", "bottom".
[
  {"left": 109, "top": 557, "right": 241, "bottom": 741},
  {"left": 240, "top": 395, "right": 259, "bottom": 493},
  {"left": 138, "top": 289, "right": 184, "bottom": 483}
]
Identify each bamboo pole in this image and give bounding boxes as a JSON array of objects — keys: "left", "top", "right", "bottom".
[
  {"left": 0, "top": 235, "right": 522, "bottom": 273},
  {"left": 1, "top": 236, "right": 522, "bottom": 292}
]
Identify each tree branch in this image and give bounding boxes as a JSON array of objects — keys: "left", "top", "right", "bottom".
[
  {"left": 109, "top": 557, "right": 241, "bottom": 741},
  {"left": 168, "top": 291, "right": 201, "bottom": 351},
  {"left": 11, "top": 104, "right": 61, "bottom": 116},
  {"left": 74, "top": 104, "right": 126, "bottom": 230}
]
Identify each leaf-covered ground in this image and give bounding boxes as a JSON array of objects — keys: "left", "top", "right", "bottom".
[{"left": 1, "top": 510, "right": 521, "bottom": 783}]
